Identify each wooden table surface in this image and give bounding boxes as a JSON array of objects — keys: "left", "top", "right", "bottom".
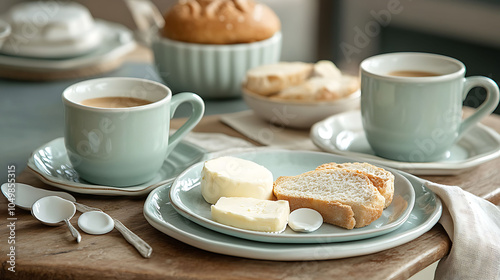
[{"left": 1, "top": 111, "right": 499, "bottom": 280}]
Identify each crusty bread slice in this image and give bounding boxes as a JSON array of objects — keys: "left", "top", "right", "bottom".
[
  {"left": 316, "top": 162, "right": 394, "bottom": 208},
  {"left": 243, "top": 62, "right": 313, "bottom": 96},
  {"left": 273, "top": 169, "right": 385, "bottom": 229}
]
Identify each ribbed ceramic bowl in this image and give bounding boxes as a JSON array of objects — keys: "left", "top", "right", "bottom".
[
  {"left": 152, "top": 32, "right": 281, "bottom": 99},
  {"left": 243, "top": 88, "right": 361, "bottom": 129}
]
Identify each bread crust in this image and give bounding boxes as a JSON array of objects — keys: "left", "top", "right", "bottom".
[
  {"left": 316, "top": 162, "right": 395, "bottom": 208},
  {"left": 162, "top": 0, "right": 280, "bottom": 44},
  {"left": 273, "top": 169, "right": 385, "bottom": 229}
]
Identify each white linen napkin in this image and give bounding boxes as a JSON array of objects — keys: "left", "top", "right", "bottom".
[
  {"left": 219, "top": 110, "right": 319, "bottom": 151},
  {"left": 424, "top": 182, "right": 500, "bottom": 280},
  {"left": 183, "top": 131, "right": 255, "bottom": 152},
  {"left": 181, "top": 130, "right": 273, "bottom": 158},
  {"left": 182, "top": 127, "right": 500, "bottom": 279}
]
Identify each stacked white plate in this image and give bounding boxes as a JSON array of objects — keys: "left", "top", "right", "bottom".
[
  {"left": 1, "top": 2, "right": 101, "bottom": 58},
  {"left": 144, "top": 150, "right": 443, "bottom": 261},
  {"left": 0, "top": 2, "right": 135, "bottom": 73}
]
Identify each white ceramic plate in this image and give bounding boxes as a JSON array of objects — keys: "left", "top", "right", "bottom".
[
  {"left": 0, "top": 20, "right": 135, "bottom": 70},
  {"left": 144, "top": 157, "right": 442, "bottom": 261},
  {"left": 27, "top": 137, "right": 206, "bottom": 196},
  {"left": 311, "top": 110, "right": 500, "bottom": 175},
  {"left": 169, "top": 150, "right": 415, "bottom": 243}
]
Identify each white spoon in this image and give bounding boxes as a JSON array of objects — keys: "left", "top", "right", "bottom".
[
  {"left": 1, "top": 183, "right": 76, "bottom": 210},
  {"left": 288, "top": 208, "right": 323, "bottom": 233},
  {"left": 31, "top": 196, "right": 82, "bottom": 243},
  {"left": 78, "top": 211, "right": 114, "bottom": 235}
]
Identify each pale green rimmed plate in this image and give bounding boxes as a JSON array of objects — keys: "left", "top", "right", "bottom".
[{"left": 169, "top": 150, "right": 415, "bottom": 243}]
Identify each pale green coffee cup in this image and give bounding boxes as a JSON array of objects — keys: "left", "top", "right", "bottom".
[
  {"left": 63, "top": 77, "right": 205, "bottom": 186},
  {"left": 361, "top": 52, "right": 499, "bottom": 162}
]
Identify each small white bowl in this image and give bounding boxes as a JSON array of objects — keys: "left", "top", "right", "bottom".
[
  {"left": 242, "top": 88, "right": 361, "bottom": 129},
  {"left": 153, "top": 32, "right": 282, "bottom": 99}
]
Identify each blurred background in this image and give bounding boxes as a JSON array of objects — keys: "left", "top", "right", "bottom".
[
  {"left": 1, "top": 0, "right": 499, "bottom": 113},
  {"left": 325, "top": 0, "right": 500, "bottom": 114}
]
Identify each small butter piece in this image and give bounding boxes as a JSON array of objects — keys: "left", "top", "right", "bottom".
[
  {"left": 201, "top": 156, "right": 274, "bottom": 204},
  {"left": 211, "top": 197, "right": 290, "bottom": 232}
]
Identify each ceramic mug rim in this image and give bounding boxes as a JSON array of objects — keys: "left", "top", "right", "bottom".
[
  {"left": 62, "top": 77, "right": 172, "bottom": 113},
  {"left": 360, "top": 52, "right": 466, "bottom": 83}
]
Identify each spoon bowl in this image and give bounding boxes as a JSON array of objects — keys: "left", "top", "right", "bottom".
[
  {"left": 78, "top": 211, "right": 114, "bottom": 235},
  {"left": 288, "top": 208, "right": 323, "bottom": 233},
  {"left": 32, "top": 196, "right": 81, "bottom": 242}
]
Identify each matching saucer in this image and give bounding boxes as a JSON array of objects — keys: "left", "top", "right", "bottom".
[
  {"left": 311, "top": 110, "right": 500, "bottom": 175},
  {"left": 27, "top": 137, "right": 206, "bottom": 196}
]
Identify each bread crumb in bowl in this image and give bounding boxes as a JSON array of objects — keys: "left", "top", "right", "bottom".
[
  {"left": 241, "top": 60, "right": 361, "bottom": 128},
  {"left": 243, "top": 60, "right": 360, "bottom": 101}
]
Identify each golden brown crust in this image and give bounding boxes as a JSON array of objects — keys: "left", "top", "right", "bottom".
[{"left": 162, "top": 0, "right": 281, "bottom": 44}]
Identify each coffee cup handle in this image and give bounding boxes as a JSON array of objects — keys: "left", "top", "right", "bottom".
[
  {"left": 459, "top": 76, "right": 500, "bottom": 136},
  {"left": 166, "top": 92, "right": 205, "bottom": 157}
]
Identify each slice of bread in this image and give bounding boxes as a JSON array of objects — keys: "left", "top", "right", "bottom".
[
  {"left": 270, "top": 75, "right": 359, "bottom": 101},
  {"left": 312, "top": 60, "right": 342, "bottom": 80},
  {"left": 243, "top": 62, "right": 313, "bottom": 96},
  {"left": 316, "top": 162, "right": 394, "bottom": 208},
  {"left": 273, "top": 169, "right": 385, "bottom": 229}
]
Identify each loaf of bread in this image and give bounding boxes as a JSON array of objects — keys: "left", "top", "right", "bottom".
[
  {"left": 273, "top": 169, "right": 385, "bottom": 229},
  {"left": 162, "top": 0, "right": 281, "bottom": 44},
  {"left": 316, "top": 162, "right": 394, "bottom": 208},
  {"left": 243, "top": 62, "right": 314, "bottom": 96}
]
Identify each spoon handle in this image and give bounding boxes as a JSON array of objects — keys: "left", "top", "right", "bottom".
[
  {"left": 74, "top": 202, "right": 152, "bottom": 258},
  {"left": 64, "top": 219, "right": 82, "bottom": 243},
  {"left": 113, "top": 219, "right": 153, "bottom": 258}
]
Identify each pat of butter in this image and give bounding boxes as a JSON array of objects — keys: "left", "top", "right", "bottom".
[
  {"left": 201, "top": 156, "right": 274, "bottom": 204},
  {"left": 211, "top": 197, "right": 290, "bottom": 232}
]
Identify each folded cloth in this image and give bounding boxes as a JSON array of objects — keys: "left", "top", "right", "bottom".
[
  {"left": 424, "top": 182, "right": 500, "bottom": 280},
  {"left": 220, "top": 110, "right": 319, "bottom": 151},
  {"left": 183, "top": 131, "right": 255, "bottom": 152},
  {"left": 182, "top": 130, "right": 275, "bottom": 158}
]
